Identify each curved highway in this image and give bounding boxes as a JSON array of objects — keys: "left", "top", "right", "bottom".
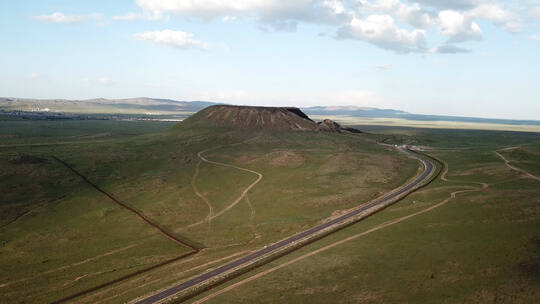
[{"left": 135, "top": 148, "right": 436, "bottom": 304}]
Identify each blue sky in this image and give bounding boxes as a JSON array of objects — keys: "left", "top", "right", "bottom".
[{"left": 1, "top": 0, "right": 540, "bottom": 120}]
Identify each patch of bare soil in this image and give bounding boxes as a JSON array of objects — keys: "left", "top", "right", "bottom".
[
  {"left": 389, "top": 200, "right": 433, "bottom": 212},
  {"left": 233, "top": 150, "right": 306, "bottom": 167},
  {"left": 79, "top": 132, "right": 111, "bottom": 139},
  {"left": 319, "top": 153, "right": 397, "bottom": 177},
  {"left": 452, "top": 164, "right": 509, "bottom": 178},
  {"left": 354, "top": 290, "right": 381, "bottom": 303},
  {"left": 267, "top": 151, "right": 305, "bottom": 167},
  {"left": 467, "top": 280, "right": 539, "bottom": 304}
]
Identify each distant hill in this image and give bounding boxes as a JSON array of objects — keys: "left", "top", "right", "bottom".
[
  {"left": 0, "top": 97, "right": 216, "bottom": 114},
  {"left": 301, "top": 106, "right": 540, "bottom": 126},
  {"left": 178, "top": 105, "right": 359, "bottom": 133},
  {"left": 2, "top": 97, "right": 539, "bottom": 127},
  {"left": 301, "top": 106, "right": 407, "bottom": 117}
]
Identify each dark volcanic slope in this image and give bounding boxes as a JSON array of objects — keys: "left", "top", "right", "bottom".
[
  {"left": 179, "top": 105, "right": 361, "bottom": 133},
  {"left": 179, "top": 105, "right": 317, "bottom": 131}
]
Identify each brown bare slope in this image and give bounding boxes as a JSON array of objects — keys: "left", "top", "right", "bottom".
[{"left": 178, "top": 105, "right": 360, "bottom": 133}]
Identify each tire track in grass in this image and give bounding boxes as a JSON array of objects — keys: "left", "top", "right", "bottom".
[
  {"left": 494, "top": 148, "right": 540, "bottom": 181},
  {"left": 244, "top": 194, "right": 259, "bottom": 243},
  {"left": 190, "top": 159, "right": 214, "bottom": 243},
  {"left": 0, "top": 243, "right": 139, "bottom": 289},
  {"left": 184, "top": 147, "right": 263, "bottom": 229},
  {"left": 191, "top": 159, "right": 214, "bottom": 223}
]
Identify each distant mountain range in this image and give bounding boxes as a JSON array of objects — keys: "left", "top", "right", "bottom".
[
  {"left": 1, "top": 97, "right": 539, "bottom": 126},
  {"left": 300, "top": 106, "right": 540, "bottom": 126},
  {"left": 0, "top": 97, "right": 216, "bottom": 114}
]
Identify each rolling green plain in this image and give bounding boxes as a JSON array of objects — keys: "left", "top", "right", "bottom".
[
  {"left": 189, "top": 126, "right": 540, "bottom": 304},
  {"left": 1, "top": 117, "right": 539, "bottom": 303},
  {"left": 1, "top": 117, "right": 420, "bottom": 303}
]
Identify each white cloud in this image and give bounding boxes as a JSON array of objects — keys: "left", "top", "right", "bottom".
[
  {"left": 369, "top": 0, "right": 435, "bottom": 29},
  {"left": 135, "top": 0, "right": 351, "bottom": 31},
  {"left": 438, "top": 10, "right": 482, "bottom": 42},
  {"left": 338, "top": 14, "right": 427, "bottom": 53},
  {"left": 33, "top": 12, "right": 86, "bottom": 24},
  {"left": 413, "top": 0, "right": 480, "bottom": 10},
  {"left": 429, "top": 44, "right": 471, "bottom": 54},
  {"left": 112, "top": 13, "right": 139, "bottom": 21},
  {"left": 132, "top": 0, "right": 525, "bottom": 54},
  {"left": 468, "top": 4, "right": 521, "bottom": 33},
  {"left": 531, "top": 7, "right": 540, "bottom": 19},
  {"left": 531, "top": 34, "right": 540, "bottom": 41},
  {"left": 134, "top": 29, "right": 210, "bottom": 50}
]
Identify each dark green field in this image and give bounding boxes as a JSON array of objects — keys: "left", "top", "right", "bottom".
[{"left": 1, "top": 118, "right": 539, "bottom": 303}]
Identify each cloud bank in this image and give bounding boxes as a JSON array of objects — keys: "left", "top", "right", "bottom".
[{"left": 131, "top": 0, "right": 527, "bottom": 54}]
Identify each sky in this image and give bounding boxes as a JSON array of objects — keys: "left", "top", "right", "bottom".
[{"left": 1, "top": 0, "right": 540, "bottom": 120}]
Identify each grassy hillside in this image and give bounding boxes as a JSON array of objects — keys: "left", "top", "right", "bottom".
[
  {"left": 3, "top": 113, "right": 537, "bottom": 304},
  {"left": 0, "top": 116, "right": 417, "bottom": 303},
  {"left": 187, "top": 127, "right": 540, "bottom": 304}
]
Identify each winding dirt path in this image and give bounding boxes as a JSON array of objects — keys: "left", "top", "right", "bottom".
[
  {"left": 494, "top": 149, "right": 540, "bottom": 181},
  {"left": 191, "top": 160, "right": 214, "bottom": 225},
  {"left": 190, "top": 155, "right": 489, "bottom": 304},
  {"left": 244, "top": 194, "right": 259, "bottom": 242},
  {"left": 185, "top": 148, "right": 263, "bottom": 229},
  {"left": 440, "top": 159, "right": 450, "bottom": 182}
]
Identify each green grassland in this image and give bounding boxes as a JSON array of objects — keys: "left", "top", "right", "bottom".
[
  {"left": 187, "top": 127, "right": 540, "bottom": 304},
  {"left": 0, "top": 119, "right": 173, "bottom": 145},
  {"left": 0, "top": 119, "right": 419, "bottom": 303},
  {"left": 3, "top": 118, "right": 539, "bottom": 304}
]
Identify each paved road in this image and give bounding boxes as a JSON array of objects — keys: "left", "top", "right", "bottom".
[{"left": 135, "top": 148, "right": 435, "bottom": 304}]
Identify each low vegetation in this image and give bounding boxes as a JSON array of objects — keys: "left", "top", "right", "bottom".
[
  {"left": 2, "top": 112, "right": 538, "bottom": 303},
  {"left": 0, "top": 111, "right": 417, "bottom": 303},
  {"left": 188, "top": 127, "right": 540, "bottom": 304}
]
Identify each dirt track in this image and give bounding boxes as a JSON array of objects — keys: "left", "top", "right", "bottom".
[
  {"left": 494, "top": 148, "right": 540, "bottom": 181},
  {"left": 191, "top": 159, "right": 214, "bottom": 224},
  {"left": 185, "top": 147, "right": 263, "bottom": 229}
]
